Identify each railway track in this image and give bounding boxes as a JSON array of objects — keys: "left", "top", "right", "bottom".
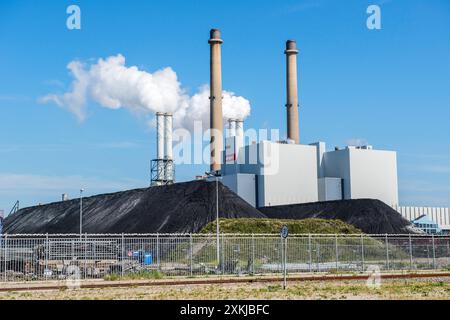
[{"left": 1, "top": 272, "right": 450, "bottom": 292}]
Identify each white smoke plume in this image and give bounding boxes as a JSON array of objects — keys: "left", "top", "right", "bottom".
[{"left": 40, "top": 54, "right": 251, "bottom": 129}]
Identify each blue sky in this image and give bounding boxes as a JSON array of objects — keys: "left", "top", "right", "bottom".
[{"left": 1, "top": 0, "right": 449, "bottom": 212}]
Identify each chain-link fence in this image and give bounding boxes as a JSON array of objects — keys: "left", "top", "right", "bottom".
[{"left": 1, "top": 234, "right": 449, "bottom": 282}]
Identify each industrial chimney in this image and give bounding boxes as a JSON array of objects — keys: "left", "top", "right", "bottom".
[
  {"left": 227, "top": 119, "right": 236, "bottom": 138},
  {"left": 209, "top": 28, "right": 224, "bottom": 173},
  {"left": 235, "top": 119, "right": 244, "bottom": 159},
  {"left": 151, "top": 112, "right": 174, "bottom": 186},
  {"left": 225, "top": 118, "right": 244, "bottom": 164},
  {"left": 285, "top": 40, "right": 300, "bottom": 144},
  {"left": 164, "top": 113, "right": 173, "bottom": 182},
  {"left": 156, "top": 112, "right": 165, "bottom": 184}
]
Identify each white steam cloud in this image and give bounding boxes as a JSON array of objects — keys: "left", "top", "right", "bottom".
[{"left": 40, "top": 54, "right": 251, "bottom": 130}]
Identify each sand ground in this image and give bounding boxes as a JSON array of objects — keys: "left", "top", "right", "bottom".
[{"left": 1, "top": 276, "right": 449, "bottom": 300}]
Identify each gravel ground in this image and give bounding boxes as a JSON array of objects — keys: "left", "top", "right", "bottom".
[{"left": 1, "top": 277, "right": 449, "bottom": 300}]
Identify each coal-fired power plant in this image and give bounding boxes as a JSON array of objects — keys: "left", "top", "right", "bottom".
[
  {"left": 209, "top": 29, "right": 224, "bottom": 173},
  {"left": 8, "top": 28, "right": 447, "bottom": 236}
]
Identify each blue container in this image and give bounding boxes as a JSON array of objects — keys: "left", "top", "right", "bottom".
[{"left": 144, "top": 253, "right": 153, "bottom": 265}]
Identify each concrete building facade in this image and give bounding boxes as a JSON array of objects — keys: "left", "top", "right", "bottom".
[
  {"left": 312, "top": 143, "right": 399, "bottom": 207},
  {"left": 222, "top": 140, "right": 399, "bottom": 208},
  {"left": 222, "top": 140, "right": 318, "bottom": 207}
]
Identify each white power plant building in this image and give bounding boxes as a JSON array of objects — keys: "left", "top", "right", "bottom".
[
  {"left": 222, "top": 139, "right": 319, "bottom": 207},
  {"left": 312, "top": 142, "right": 398, "bottom": 206},
  {"left": 222, "top": 138, "right": 398, "bottom": 208}
]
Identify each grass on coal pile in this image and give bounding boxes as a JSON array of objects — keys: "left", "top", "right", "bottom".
[{"left": 200, "top": 218, "right": 362, "bottom": 234}]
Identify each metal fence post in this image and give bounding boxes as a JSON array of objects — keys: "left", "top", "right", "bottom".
[
  {"left": 84, "top": 233, "right": 88, "bottom": 280},
  {"left": 308, "top": 234, "right": 312, "bottom": 272},
  {"left": 280, "top": 234, "right": 283, "bottom": 274},
  {"left": 283, "top": 236, "right": 287, "bottom": 289},
  {"left": 45, "top": 233, "right": 49, "bottom": 280},
  {"left": 432, "top": 235, "right": 436, "bottom": 269},
  {"left": 156, "top": 233, "right": 160, "bottom": 271},
  {"left": 221, "top": 233, "right": 225, "bottom": 274},
  {"left": 3, "top": 234, "right": 7, "bottom": 282},
  {"left": 361, "top": 234, "right": 365, "bottom": 271},
  {"left": 251, "top": 234, "right": 255, "bottom": 274},
  {"left": 335, "top": 234, "right": 339, "bottom": 271},
  {"left": 189, "top": 234, "right": 193, "bottom": 277},
  {"left": 409, "top": 234, "right": 413, "bottom": 270},
  {"left": 121, "top": 233, "right": 125, "bottom": 279},
  {"left": 385, "top": 234, "right": 390, "bottom": 270}
]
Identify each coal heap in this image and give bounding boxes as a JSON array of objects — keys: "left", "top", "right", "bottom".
[
  {"left": 4, "top": 181, "right": 417, "bottom": 234},
  {"left": 259, "top": 199, "right": 418, "bottom": 234},
  {"left": 4, "top": 180, "right": 265, "bottom": 234}
]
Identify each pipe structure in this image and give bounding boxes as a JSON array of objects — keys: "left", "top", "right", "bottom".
[
  {"left": 156, "top": 112, "right": 165, "bottom": 183},
  {"left": 208, "top": 28, "right": 224, "bottom": 173},
  {"left": 164, "top": 113, "right": 173, "bottom": 160},
  {"left": 235, "top": 119, "right": 244, "bottom": 161},
  {"left": 227, "top": 119, "right": 236, "bottom": 138},
  {"left": 164, "top": 113, "right": 173, "bottom": 181},
  {"left": 285, "top": 40, "right": 300, "bottom": 144}
]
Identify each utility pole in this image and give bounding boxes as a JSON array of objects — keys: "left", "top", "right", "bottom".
[
  {"left": 206, "top": 171, "right": 221, "bottom": 270},
  {"left": 216, "top": 174, "right": 220, "bottom": 269}
]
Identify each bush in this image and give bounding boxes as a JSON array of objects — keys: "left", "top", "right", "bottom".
[
  {"left": 104, "top": 269, "right": 163, "bottom": 281},
  {"left": 200, "top": 218, "right": 362, "bottom": 234}
]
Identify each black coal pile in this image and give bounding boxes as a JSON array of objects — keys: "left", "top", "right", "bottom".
[
  {"left": 259, "top": 199, "right": 419, "bottom": 234},
  {"left": 4, "top": 180, "right": 265, "bottom": 234}
]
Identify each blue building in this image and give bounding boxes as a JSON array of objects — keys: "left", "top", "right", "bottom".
[{"left": 411, "top": 215, "right": 442, "bottom": 234}]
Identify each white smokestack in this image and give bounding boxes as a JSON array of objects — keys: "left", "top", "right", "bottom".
[
  {"left": 156, "top": 112, "right": 165, "bottom": 183},
  {"left": 156, "top": 113, "right": 165, "bottom": 160},
  {"left": 228, "top": 119, "right": 236, "bottom": 138},
  {"left": 164, "top": 113, "right": 173, "bottom": 182},
  {"left": 235, "top": 119, "right": 244, "bottom": 158},
  {"left": 164, "top": 113, "right": 173, "bottom": 160}
]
